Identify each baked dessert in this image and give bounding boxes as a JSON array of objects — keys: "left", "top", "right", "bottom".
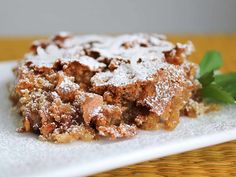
[{"left": 10, "top": 32, "right": 204, "bottom": 143}]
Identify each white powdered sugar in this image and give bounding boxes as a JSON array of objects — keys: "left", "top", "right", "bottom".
[
  {"left": 56, "top": 74, "right": 79, "bottom": 94},
  {"left": 78, "top": 56, "right": 106, "bottom": 71},
  {"left": 24, "top": 33, "right": 177, "bottom": 73}
]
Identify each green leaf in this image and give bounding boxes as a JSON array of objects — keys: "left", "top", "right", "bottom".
[
  {"left": 220, "top": 83, "right": 236, "bottom": 93},
  {"left": 198, "top": 51, "right": 236, "bottom": 104},
  {"left": 199, "top": 51, "right": 223, "bottom": 77},
  {"left": 215, "top": 72, "right": 236, "bottom": 85},
  {"left": 224, "top": 85, "right": 236, "bottom": 99},
  {"left": 198, "top": 70, "right": 214, "bottom": 87},
  {"left": 214, "top": 73, "right": 236, "bottom": 98},
  {"left": 201, "top": 83, "right": 235, "bottom": 104}
]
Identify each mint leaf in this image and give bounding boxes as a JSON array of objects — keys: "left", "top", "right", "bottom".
[
  {"left": 215, "top": 73, "right": 236, "bottom": 85},
  {"left": 223, "top": 84, "right": 236, "bottom": 99},
  {"left": 215, "top": 73, "right": 236, "bottom": 98},
  {"left": 198, "top": 51, "right": 236, "bottom": 104},
  {"left": 201, "top": 83, "right": 235, "bottom": 104},
  {"left": 198, "top": 71, "right": 214, "bottom": 87},
  {"left": 199, "top": 51, "right": 223, "bottom": 77}
]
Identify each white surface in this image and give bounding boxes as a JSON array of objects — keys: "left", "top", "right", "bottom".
[
  {"left": 0, "top": 61, "right": 236, "bottom": 177},
  {"left": 0, "top": 0, "right": 236, "bottom": 35}
]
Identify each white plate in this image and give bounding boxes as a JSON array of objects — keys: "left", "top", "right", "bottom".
[{"left": 0, "top": 61, "right": 236, "bottom": 177}]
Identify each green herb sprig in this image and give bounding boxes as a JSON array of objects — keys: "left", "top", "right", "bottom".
[{"left": 198, "top": 51, "right": 236, "bottom": 104}]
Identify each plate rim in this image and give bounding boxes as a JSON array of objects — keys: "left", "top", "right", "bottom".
[{"left": 26, "top": 129, "right": 236, "bottom": 177}]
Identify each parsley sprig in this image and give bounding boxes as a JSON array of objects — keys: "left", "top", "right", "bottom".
[{"left": 198, "top": 51, "right": 236, "bottom": 104}]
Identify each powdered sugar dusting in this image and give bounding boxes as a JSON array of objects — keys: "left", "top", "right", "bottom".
[
  {"left": 78, "top": 56, "right": 106, "bottom": 71},
  {"left": 56, "top": 73, "right": 79, "bottom": 95},
  {"left": 24, "top": 33, "right": 176, "bottom": 71}
]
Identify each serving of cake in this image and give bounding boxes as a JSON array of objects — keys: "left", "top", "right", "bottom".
[{"left": 10, "top": 32, "right": 207, "bottom": 143}]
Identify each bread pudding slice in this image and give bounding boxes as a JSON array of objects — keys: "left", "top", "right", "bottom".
[{"left": 10, "top": 32, "right": 202, "bottom": 143}]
